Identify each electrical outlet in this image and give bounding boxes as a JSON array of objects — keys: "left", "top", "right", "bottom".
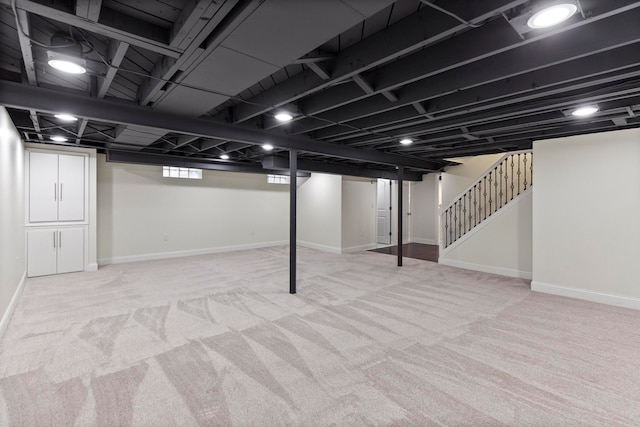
[{"left": 162, "top": 235, "right": 169, "bottom": 241}]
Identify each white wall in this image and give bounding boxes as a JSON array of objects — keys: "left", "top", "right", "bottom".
[
  {"left": 441, "top": 153, "right": 503, "bottom": 208},
  {"left": 532, "top": 129, "right": 640, "bottom": 309},
  {"left": 297, "top": 173, "right": 342, "bottom": 252},
  {"left": 410, "top": 174, "right": 438, "bottom": 245},
  {"left": 0, "top": 107, "right": 25, "bottom": 335},
  {"left": 97, "top": 155, "right": 290, "bottom": 263},
  {"left": 440, "top": 190, "right": 532, "bottom": 279},
  {"left": 341, "top": 177, "right": 376, "bottom": 252}
]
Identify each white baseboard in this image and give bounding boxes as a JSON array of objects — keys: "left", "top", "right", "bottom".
[
  {"left": 86, "top": 263, "right": 98, "bottom": 272},
  {"left": 297, "top": 241, "right": 341, "bottom": 254},
  {"left": 341, "top": 243, "right": 378, "bottom": 254},
  {"left": 531, "top": 281, "right": 640, "bottom": 311},
  {"left": 0, "top": 271, "right": 26, "bottom": 339},
  {"left": 438, "top": 258, "right": 532, "bottom": 280},
  {"left": 99, "top": 240, "right": 289, "bottom": 265},
  {"left": 412, "top": 237, "right": 437, "bottom": 245}
]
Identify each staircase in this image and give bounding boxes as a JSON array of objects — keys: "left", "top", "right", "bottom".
[{"left": 442, "top": 150, "right": 532, "bottom": 249}]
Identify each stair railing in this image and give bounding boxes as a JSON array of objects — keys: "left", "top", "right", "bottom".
[{"left": 441, "top": 150, "right": 532, "bottom": 249}]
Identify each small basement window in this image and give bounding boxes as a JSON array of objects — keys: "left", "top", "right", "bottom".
[
  {"left": 163, "top": 166, "right": 202, "bottom": 179},
  {"left": 267, "top": 174, "right": 290, "bottom": 184}
]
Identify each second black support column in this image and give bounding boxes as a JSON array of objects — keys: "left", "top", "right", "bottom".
[
  {"left": 397, "top": 166, "right": 403, "bottom": 267},
  {"left": 289, "top": 149, "right": 297, "bottom": 294}
]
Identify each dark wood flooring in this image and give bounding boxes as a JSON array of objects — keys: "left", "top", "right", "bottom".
[{"left": 369, "top": 242, "right": 439, "bottom": 262}]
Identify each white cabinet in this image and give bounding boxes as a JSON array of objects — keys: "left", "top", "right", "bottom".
[
  {"left": 26, "top": 149, "right": 89, "bottom": 277},
  {"left": 27, "top": 228, "right": 84, "bottom": 277},
  {"left": 29, "top": 151, "right": 85, "bottom": 222}
]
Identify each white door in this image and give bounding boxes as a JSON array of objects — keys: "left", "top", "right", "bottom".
[
  {"left": 57, "top": 228, "right": 84, "bottom": 273},
  {"left": 376, "top": 179, "right": 391, "bottom": 244},
  {"left": 29, "top": 152, "right": 59, "bottom": 222},
  {"left": 27, "top": 229, "right": 57, "bottom": 277},
  {"left": 58, "top": 155, "right": 85, "bottom": 221}
]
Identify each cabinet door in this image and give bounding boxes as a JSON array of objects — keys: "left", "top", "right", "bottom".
[
  {"left": 27, "top": 229, "right": 57, "bottom": 277},
  {"left": 58, "top": 154, "right": 85, "bottom": 221},
  {"left": 29, "top": 152, "right": 59, "bottom": 222},
  {"left": 57, "top": 228, "right": 84, "bottom": 274}
]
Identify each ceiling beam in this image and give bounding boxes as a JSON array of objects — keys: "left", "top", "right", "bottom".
[
  {"left": 224, "top": 0, "right": 529, "bottom": 123},
  {"left": 75, "top": 0, "right": 101, "bottom": 22},
  {"left": 307, "top": 62, "right": 330, "bottom": 81},
  {"left": 13, "top": 8, "right": 42, "bottom": 140},
  {"left": 14, "top": 9, "right": 36, "bottom": 85},
  {"left": 0, "top": 81, "right": 442, "bottom": 171},
  {"left": 261, "top": 156, "right": 424, "bottom": 181},
  {"left": 165, "top": 135, "right": 200, "bottom": 153},
  {"left": 106, "top": 151, "right": 311, "bottom": 177},
  {"left": 2, "top": 0, "right": 181, "bottom": 58},
  {"left": 293, "top": 51, "right": 335, "bottom": 64},
  {"left": 76, "top": 40, "right": 129, "bottom": 143},
  {"left": 96, "top": 40, "right": 129, "bottom": 98},
  {"left": 295, "top": 9, "right": 640, "bottom": 137},
  {"left": 352, "top": 74, "right": 374, "bottom": 94},
  {"left": 138, "top": 0, "right": 254, "bottom": 106},
  {"left": 197, "top": 139, "right": 227, "bottom": 153}
]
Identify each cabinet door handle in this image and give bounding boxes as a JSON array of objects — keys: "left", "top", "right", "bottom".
[
  {"left": 54, "top": 183, "right": 57, "bottom": 201},
  {"left": 60, "top": 183, "right": 63, "bottom": 201},
  {"left": 59, "top": 231, "right": 62, "bottom": 248},
  {"left": 53, "top": 231, "right": 56, "bottom": 248}
]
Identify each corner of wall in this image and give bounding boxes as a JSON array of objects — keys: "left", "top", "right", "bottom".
[
  {"left": 0, "top": 106, "right": 26, "bottom": 340},
  {"left": 0, "top": 272, "right": 26, "bottom": 339}
]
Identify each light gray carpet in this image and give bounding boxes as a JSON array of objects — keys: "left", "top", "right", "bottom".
[{"left": 1, "top": 246, "right": 639, "bottom": 426}]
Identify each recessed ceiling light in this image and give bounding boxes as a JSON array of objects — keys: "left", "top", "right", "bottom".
[
  {"left": 262, "top": 144, "right": 274, "bottom": 151},
  {"left": 527, "top": 3, "right": 578, "bottom": 29},
  {"left": 572, "top": 106, "right": 599, "bottom": 117},
  {"left": 399, "top": 138, "right": 413, "bottom": 145},
  {"left": 220, "top": 154, "right": 230, "bottom": 160},
  {"left": 48, "top": 58, "right": 87, "bottom": 74},
  {"left": 50, "top": 135, "right": 68, "bottom": 142},
  {"left": 54, "top": 113, "right": 77, "bottom": 122},
  {"left": 274, "top": 112, "right": 293, "bottom": 122}
]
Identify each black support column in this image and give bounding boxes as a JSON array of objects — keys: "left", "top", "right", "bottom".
[
  {"left": 289, "top": 150, "right": 297, "bottom": 294},
  {"left": 397, "top": 166, "right": 403, "bottom": 267}
]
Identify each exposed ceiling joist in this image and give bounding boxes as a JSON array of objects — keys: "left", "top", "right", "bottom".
[
  {"left": 96, "top": 40, "right": 129, "bottom": 98},
  {"left": 307, "top": 62, "right": 330, "bottom": 81},
  {"left": 75, "top": 0, "right": 101, "bottom": 22},
  {"left": 283, "top": 0, "right": 640, "bottom": 134},
  {"left": 14, "top": 8, "right": 35, "bottom": 84},
  {"left": 12, "top": 7, "right": 42, "bottom": 141},
  {"left": 344, "top": 84, "right": 640, "bottom": 150},
  {"left": 313, "top": 46, "right": 640, "bottom": 143},
  {"left": 0, "top": 81, "right": 442, "bottom": 171},
  {"left": 165, "top": 135, "right": 200, "bottom": 154},
  {"left": 225, "top": 0, "right": 530, "bottom": 124},
  {"left": 137, "top": 0, "right": 243, "bottom": 106},
  {"left": 296, "top": 9, "right": 640, "bottom": 137},
  {"left": 2, "top": 0, "right": 181, "bottom": 58},
  {"left": 75, "top": 39, "right": 129, "bottom": 143}
]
